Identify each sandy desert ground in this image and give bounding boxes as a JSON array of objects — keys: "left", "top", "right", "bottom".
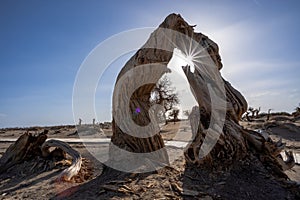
[{"left": 0, "top": 113, "right": 299, "bottom": 199}]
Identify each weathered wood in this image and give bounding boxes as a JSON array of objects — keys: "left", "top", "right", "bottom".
[
  {"left": 42, "top": 139, "right": 82, "bottom": 181},
  {"left": 0, "top": 131, "right": 82, "bottom": 181},
  {"left": 110, "top": 13, "right": 294, "bottom": 177},
  {"left": 0, "top": 131, "right": 47, "bottom": 173}
]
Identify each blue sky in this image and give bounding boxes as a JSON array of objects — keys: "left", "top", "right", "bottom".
[{"left": 0, "top": 0, "right": 299, "bottom": 128}]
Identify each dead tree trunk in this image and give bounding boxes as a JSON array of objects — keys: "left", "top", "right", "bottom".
[
  {"left": 0, "top": 131, "right": 82, "bottom": 181},
  {"left": 0, "top": 131, "right": 47, "bottom": 173},
  {"left": 110, "top": 64, "right": 171, "bottom": 171},
  {"left": 109, "top": 13, "right": 293, "bottom": 176}
]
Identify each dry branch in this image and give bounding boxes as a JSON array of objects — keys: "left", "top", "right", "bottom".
[{"left": 42, "top": 139, "right": 82, "bottom": 181}]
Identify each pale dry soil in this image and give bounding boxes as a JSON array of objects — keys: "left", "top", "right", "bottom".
[{"left": 0, "top": 115, "right": 299, "bottom": 199}]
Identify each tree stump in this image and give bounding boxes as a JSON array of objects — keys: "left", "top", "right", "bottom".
[
  {"left": 0, "top": 131, "right": 47, "bottom": 173},
  {"left": 0, "top": 131, "right": 82, "bottom": 181}
]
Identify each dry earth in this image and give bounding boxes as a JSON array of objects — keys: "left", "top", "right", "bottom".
[{"left": 0, "top": 114, "right": 299, "bottom": 199}]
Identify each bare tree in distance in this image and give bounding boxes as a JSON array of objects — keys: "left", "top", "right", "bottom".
[
  {"left": 248, "top": 107, "right": 255, "bottom": 117},
  {"left": 293, "top": 105, "right": 300, "bottom": 117},
  {"left": 168, "top": 108, "right": 180, "bottom": 124},
  {"left": 183, "top": 110, "right": 191, "bottom": 119},
  {"left": 248, "top": 106, "right": 260, "bottom": 118},
  {"left": 150, "top": 75, "right": 180, "bottom": 124},
  {"left": 244, "top": 111, "right": 251, "bottom": 122},
  {"left": 253, "top": 107, "right": 261, "bottom": 118}
]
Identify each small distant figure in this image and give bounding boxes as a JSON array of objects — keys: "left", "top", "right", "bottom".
[
  {"left": 267, "top": 109, "right": 272, "bottom": 121},
  {"left": 78, "top": 118, "right": 82, "bottom": 126},
  {"left": 92, "top": 118, "right": 95, "bottom": 126}
]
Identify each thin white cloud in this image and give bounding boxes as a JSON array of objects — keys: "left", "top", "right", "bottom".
[
  {"left": 237, "top": 86, "right": 297, "bottom": 113},
  {"left": 248, "top": 91, "right": 280, "bottom": 98},
  {"left": 222, "top": 61, "right": 300, "bottom": 80}
]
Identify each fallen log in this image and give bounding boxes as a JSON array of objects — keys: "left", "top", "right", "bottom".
[
  {"left": 0, "top": 131, "right": 82, "bottom": 181},
  {"left": 42, "top": 139, "right": 82, "bottom": 181}
]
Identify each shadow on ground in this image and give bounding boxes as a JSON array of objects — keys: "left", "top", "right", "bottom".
[{"left": 53, "top": 155, "right": 300, "bottom": 200}]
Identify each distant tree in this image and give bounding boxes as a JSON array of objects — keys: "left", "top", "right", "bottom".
[
  {"left": 154, "top": 109, "right": 167, "bottom": 125},
  {"left": 292, "top": 105, "right": 300, "bottom": 117},
  {"left": 150, "top": 76, "right": 180, "bottom": 124},
  {"left": 245, "top": 111, "right": 251, "bottom": 122},
  {"left": 248, "top": 107, "right": 255, "bottom": 117},
  {"left": 254, "top": 107, "right": 261, "bottom": 118},
  {"left": 168, "top": 109, "right": 180, "bottom": 124},
  {"left": 183, "top": 110, "right": 191, "bottom": 119},
  {"left": 295, "top": 106, "right": 300, "bottom": 113}
]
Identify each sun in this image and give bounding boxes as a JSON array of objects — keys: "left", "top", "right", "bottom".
[
  {"left": 185, "top": 54, "right": 195, "bottom": 73},
  {"left": 167, "top": 48, "right": 196, "bottom": 76}
]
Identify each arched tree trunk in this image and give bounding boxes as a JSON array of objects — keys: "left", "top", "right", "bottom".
[{"left": 110, "top": 13, "right": 294, "bottom": 175}]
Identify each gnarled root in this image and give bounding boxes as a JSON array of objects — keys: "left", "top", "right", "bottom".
[{"left": 242, "top": 130, "right": 295, "bottom": 172}]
